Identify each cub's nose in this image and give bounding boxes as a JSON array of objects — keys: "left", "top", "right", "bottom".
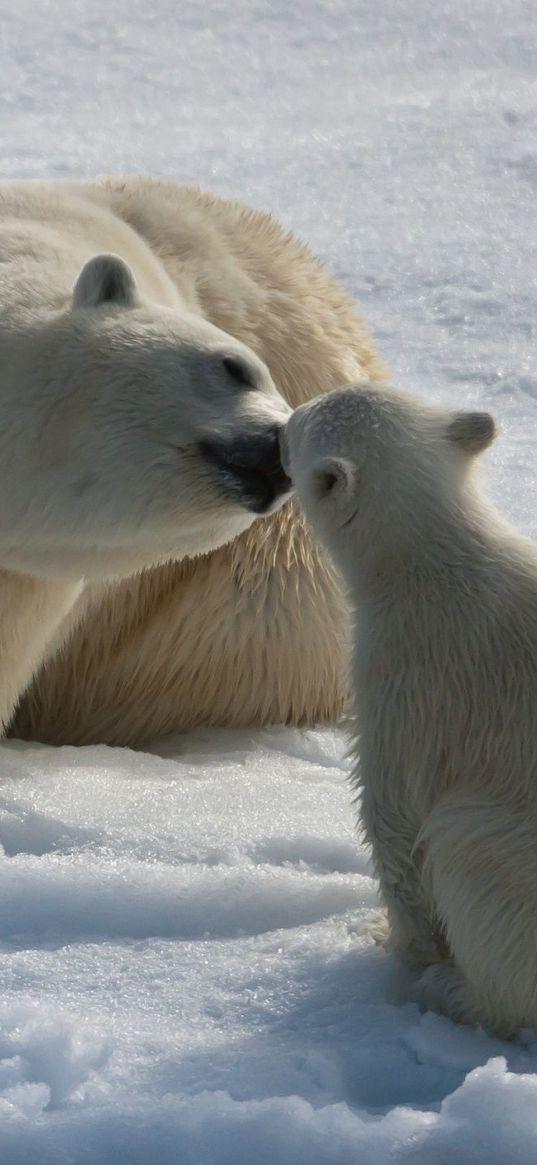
[{"left": 200, "top": 422, "right": 293, "bottom": 514}]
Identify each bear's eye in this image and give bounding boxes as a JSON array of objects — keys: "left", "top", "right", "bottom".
[{"left": 222, "top": 355, "right": 256, "bottom": 389}]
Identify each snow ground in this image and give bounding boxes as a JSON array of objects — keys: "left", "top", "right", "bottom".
[{"left": 1, "top": 0, "right": 537, "bottom": 1160}]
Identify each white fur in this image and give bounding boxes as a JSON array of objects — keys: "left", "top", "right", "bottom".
[
  {"left": 0, "top": 180, "right": 292, "bottom": 730},
  {"left": 10, "top": 178, "right": 385, "bottom": 746},
  {"left": 285, "top": 381, "right": 537, "bottom": 1038}
]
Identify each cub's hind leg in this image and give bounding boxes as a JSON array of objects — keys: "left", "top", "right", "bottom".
[
  {"left": 361, "top": 790, "right": 446, "bottom": 967},
  {"left": 420, "top": 794, "right": 537, "bottom": 1037}
]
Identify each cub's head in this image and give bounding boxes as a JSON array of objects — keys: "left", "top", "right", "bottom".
[
  {"left": 0, "top": 254, "right": 292, "bottom": 578},
  {"left": 282, "top": 382, "right": 496, "bottom": 580}
]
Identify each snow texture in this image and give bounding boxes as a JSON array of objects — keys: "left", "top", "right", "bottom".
[{"left": 1, "top": 0, "right": 537, "bottom": 1160}]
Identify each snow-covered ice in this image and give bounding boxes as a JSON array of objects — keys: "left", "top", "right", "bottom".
[
  {"left": 1, "top": 0, "right": 537, "bottom": 1160},
  {"left": 3, "top": 734, "right": 537, "bottom": 1165}
]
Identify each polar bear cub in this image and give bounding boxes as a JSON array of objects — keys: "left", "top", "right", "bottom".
[{"left": 284, "top": 381, "right": 537, "bottom": 1037}]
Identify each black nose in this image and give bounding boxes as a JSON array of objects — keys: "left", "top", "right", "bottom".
[{"left": 200, "top": 423, "right": 293, "bottom": 514}]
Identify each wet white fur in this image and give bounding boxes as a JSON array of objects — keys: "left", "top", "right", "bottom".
[{"left": 286, "top": 382, "right": 537, "bottom": 1038}]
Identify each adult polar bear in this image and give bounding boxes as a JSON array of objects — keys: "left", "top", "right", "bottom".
[
  {"left": 0, "top": 177, "right": 295, "bottom": 737},
  {"left": 6, "top": 177, "right": 385, "bottom": 746}
]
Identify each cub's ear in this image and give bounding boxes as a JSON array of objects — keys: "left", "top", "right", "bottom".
[
  {"left": 73, "top": 253, "right": 139, "bottom": 309},
  {"left": 447, "top": 411, "right": 496, "bottom": 455},
  {"left": 310, "top": 456, "right": 356, "bottom": 504}
]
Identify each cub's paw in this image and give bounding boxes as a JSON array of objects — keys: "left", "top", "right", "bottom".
[
  {"left": 418, "top": 962, "right": 475, "bottom": 1026},
  {"left": 360, "top": 908, "right": 391, "bottom": 947}
]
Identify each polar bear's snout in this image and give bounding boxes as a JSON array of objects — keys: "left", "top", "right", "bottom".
[{"left": 200, "top": 423, "right": 293, "bottom": 515}]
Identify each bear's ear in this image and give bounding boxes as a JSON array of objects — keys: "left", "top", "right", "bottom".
[
  {"left": 73, "top": 253, "right": 139, "bottom": 310},
  {"left": 311, "top": 456, "right": 356, "bottom": 504},
  {"left": 447, "top": 411, "right": 496, "bottom": 455}
]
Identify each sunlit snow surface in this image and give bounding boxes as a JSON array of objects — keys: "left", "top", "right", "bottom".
[{"left": 1, "top": 0, "right": 537, "bottom": 1160}]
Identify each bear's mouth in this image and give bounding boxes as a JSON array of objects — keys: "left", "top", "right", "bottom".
[{"left": 200, "top": 429, "right": 293, "bottom": 515}]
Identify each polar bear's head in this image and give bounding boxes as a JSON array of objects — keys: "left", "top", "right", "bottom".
[
  {"left": 0, "top": 254, "right": 293, "bottom": 578},
  {"left": 282, "top": 382, "right": 496, "bottom": 584}
]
